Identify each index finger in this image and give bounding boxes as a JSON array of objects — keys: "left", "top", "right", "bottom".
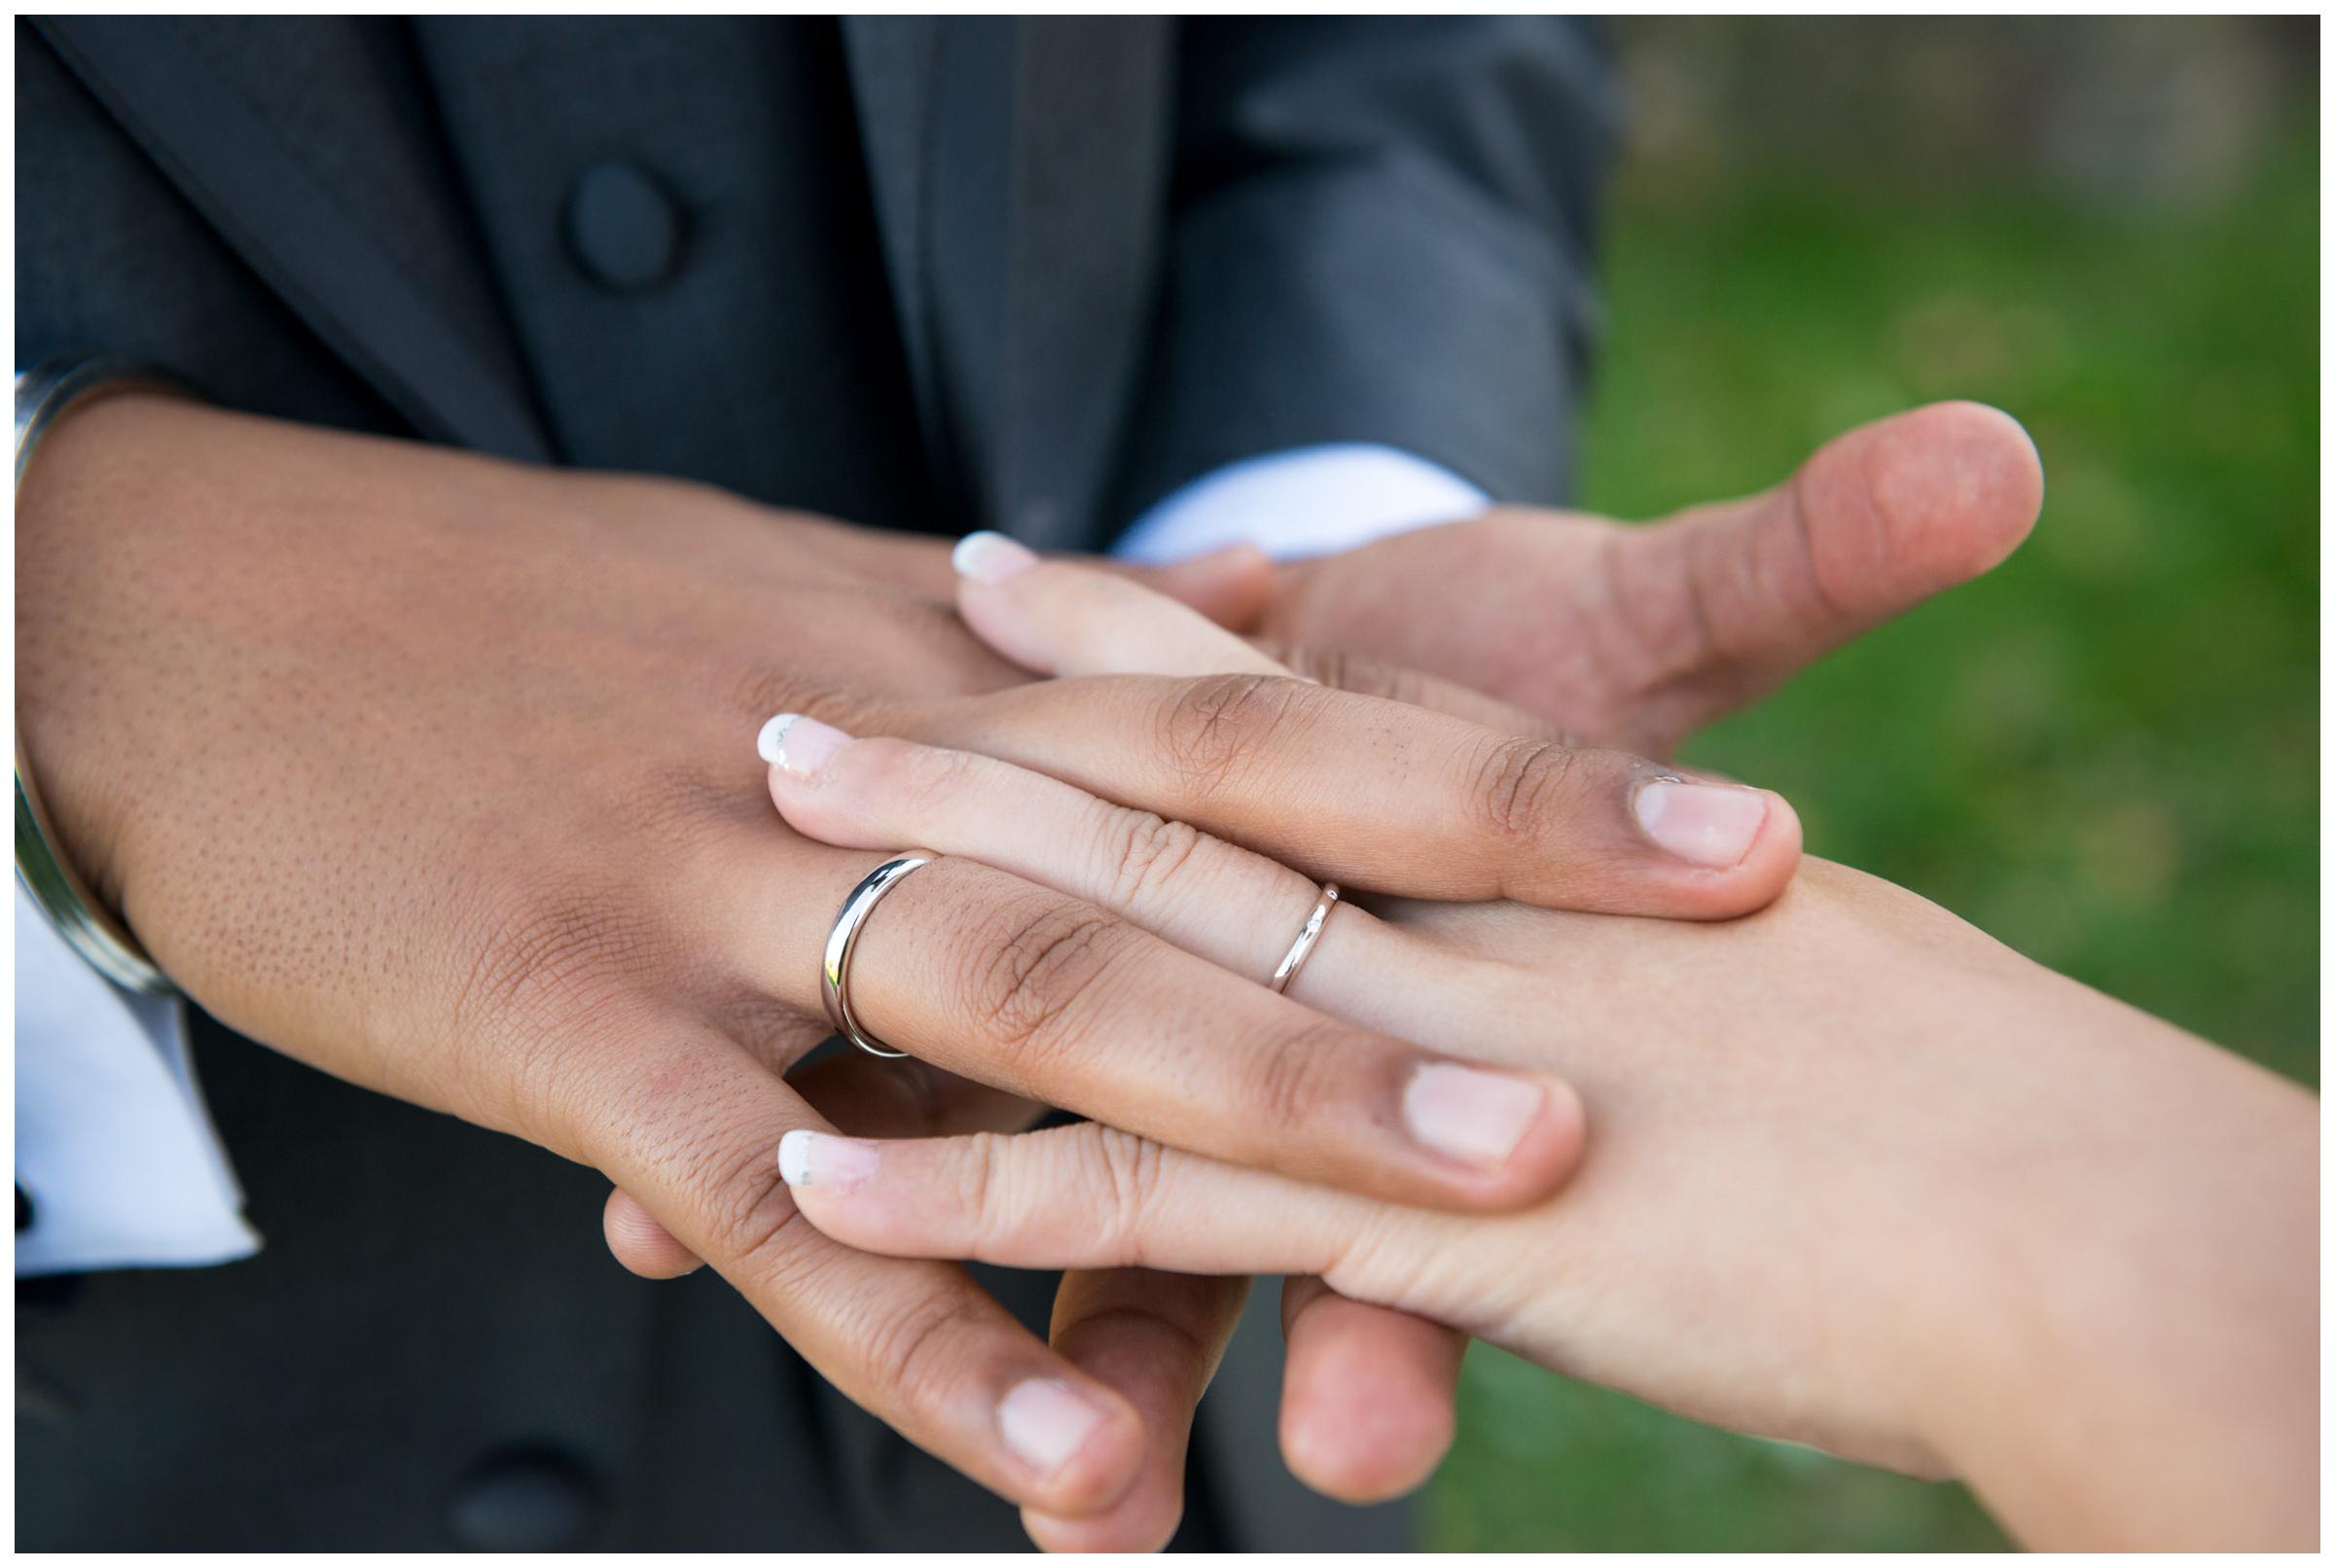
[
  {"left": 901, "top": 672, "right": 1800, "bottom": 916},
  {"left": 916, "top": 544, "right": 1801, "bottom": 915}
]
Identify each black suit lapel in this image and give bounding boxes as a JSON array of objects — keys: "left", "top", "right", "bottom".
[
  {"left": 32, "top": 16, "right": 554, "bottom": 463},
  {"left": 844, "top": 18, "right": 1175, "bottom": 549},
  {"left": 838, "top": 17, "right": 956, "bottom": 510},
  {"left": 921, "top": 17, "right": 1017, "bottom": 531},
  {"left": 988, "top": 18, "right": 1175, "bottom": 550},
  {"left": 872, "top": 19, "right": 1176, "bottom": 550}
]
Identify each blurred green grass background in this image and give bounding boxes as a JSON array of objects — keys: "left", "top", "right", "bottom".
[{"left": 1423, "top": 20, "right": 2317, "bottom": 1551}]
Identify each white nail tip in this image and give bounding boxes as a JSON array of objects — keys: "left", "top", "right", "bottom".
[
  {"left": 756, "top": 713, "right": 801, "bottom": 766},
  {"left": 951, "top": 529, "right": 1037, "bottom": 585},
  {"left": 950, "top": 532, "right": 998, "bottom": 578},
  {"left": 776, "top": 1129, "right": 815, "bottom": 1186}
]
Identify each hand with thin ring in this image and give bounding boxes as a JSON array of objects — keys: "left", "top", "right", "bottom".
[
  {"left": 604, "top": 547, "right": 1814, "bottom": 1543},
  {"left": 603, "top": 410, "right": 2060, "bottom": 1546},
  {"left": 22, "top": 399, "right": 1817, "bottom": 1548},
  {"left": 761, "top": 558, "right": 2317, "bottom": 1552}
]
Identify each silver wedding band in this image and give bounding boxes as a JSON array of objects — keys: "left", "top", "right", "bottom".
[
  {"left": 821, "top": 852, "right": 937, "bottom": 1059},
  {"left": 1268, "top": 881, "right": 1341, "bottom": 995}
]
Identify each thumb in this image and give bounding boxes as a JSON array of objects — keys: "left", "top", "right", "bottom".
[
  {"left": 1108, "top": 542, "right": 1275, "bottom": 632},
  {"left": 1621, "top": 400, "right": 2044, "bottom": 718}
]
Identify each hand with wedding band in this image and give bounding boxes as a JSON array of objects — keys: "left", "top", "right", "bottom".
[
  {"left": 608, "top": 536, "right": 1815, "bottom": 1545},
  {"left": 756, "top": 556, "right": 2318, "bottom": 1552},
  {"left": 21, "top": 400, "right": 1819, "bottom": 1551}
]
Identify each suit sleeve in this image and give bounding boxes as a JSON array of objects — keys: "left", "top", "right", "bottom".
[{"left": 1110, "top": 17, "right": 1620, "bottom": 522}]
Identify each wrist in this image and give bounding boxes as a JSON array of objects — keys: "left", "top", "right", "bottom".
[
  {"left": 17, "top": 385, "right": 202, "bottom": 926},
  {"left": 1904, "top": 1021, "right": 2317, "bottom": 1546}
]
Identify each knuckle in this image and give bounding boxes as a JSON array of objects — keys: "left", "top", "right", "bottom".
[
  {"left": 1272, "top": 643, "right": 1339, "bottom": 687},
  {"left": 958, "top": 1130, "right": 1021, "bottom": 1247},
  {"left": 1244, "top": 1017, "right": 1351, "bottom": 1143},
  {"left": 726, "top": 663, "right": 864, "bottom": 732},
  {"left": 959, "top": 894, "right": 1138, "bottom": 1066},
  {"left": 705, "top": 1137, "right": 822, "bottom": 1287},
  {"left": 1156, "top": 672, "right": 1311, "bottom": 797},
  {"left": 429, "top": 830, "right": 728, "bottom": 1138},
  {"left": 1090, "top": 1127, "right": 1168, "bottom": 1266},
  {"left": 876, "top": 738, "right": 981, "bottom": 815},
  {"left": 1288, "top": 644, "right": 1405, "bottom": 703},
  {"left": 451, "top": 874, "right": 678, "bottom": 1040},
  {"left": 1097, "top": 809, "right": 1205, "bottom": 910},
  {"left": 858, "top": 1290, "right": 990, "bottom": 1419},
  {"left": 1464, "top": 735, "right": 1580, "bottom": 847},
  {"left": 1319, "top": 1211, "right": 1414, "bottom": 1313},
  {"left": 501, "top": 1003, "right": 660, "bottom": 1155},
  {"left": 599, "top": 1053, "right": 808, "bottom": 1276},
  {"left": 442, "top": 875, "right": 688, "bottom": 1138},
  {"left": 629, "top": 758, "right": 767, "bottom": 848}
]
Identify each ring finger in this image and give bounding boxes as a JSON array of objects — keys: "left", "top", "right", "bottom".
[
  {"left": 927, "top": 538, "right": 1801, "bottom": 917},
  {"left": 713, "top": 831, "right": 1582, "bottom": 1212},
  {"left": 759, "top": 713, "right": 1455, "bottom": 1033}
]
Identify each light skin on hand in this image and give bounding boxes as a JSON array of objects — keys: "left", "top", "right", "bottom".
[
  {"left": 601, "top": 403, "right": 2058, "bottom": 1546},
  {"left": 765, "top": 552, "right": 2317, "bottom": 1551}
]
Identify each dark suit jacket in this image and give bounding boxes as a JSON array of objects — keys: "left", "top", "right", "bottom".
[{"left": 16, "top": 16, "right": 1613, "bottom": 1550}]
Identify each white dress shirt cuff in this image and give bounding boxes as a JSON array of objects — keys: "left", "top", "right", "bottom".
[
  {"left": 15, "top": 886, "right": 260, "bottom": 1275},
  {"left": 1113, "top": 444, "right": 1490, "bottom": 564}
]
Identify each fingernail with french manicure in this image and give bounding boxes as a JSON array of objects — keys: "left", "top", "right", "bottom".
[
  {"left": 997, "top": 1378, "right": 1108, "bottom": 1477},
  {"left": 775, "top": 1129, "right": 879, "bottom": 1191},
  {"left": 1402, "top": 1063, "right": 1544, "bottom": 1170},
  {"left": 756, "top": 713, "right": 852, "bottom": 782},
  {"left": 952, "top": 529, "right": 1039, "bottom": 585},
  {"left": 1633, "top": 778, "right": 1769, "bottom": 869}
]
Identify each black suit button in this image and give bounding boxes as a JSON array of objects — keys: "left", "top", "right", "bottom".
[
  {"left": 564, "top": 160, "right": 683, "bottom": 291},
  {"left": 447, "top": 1445, "right": 600, "bottom": 1550}
]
